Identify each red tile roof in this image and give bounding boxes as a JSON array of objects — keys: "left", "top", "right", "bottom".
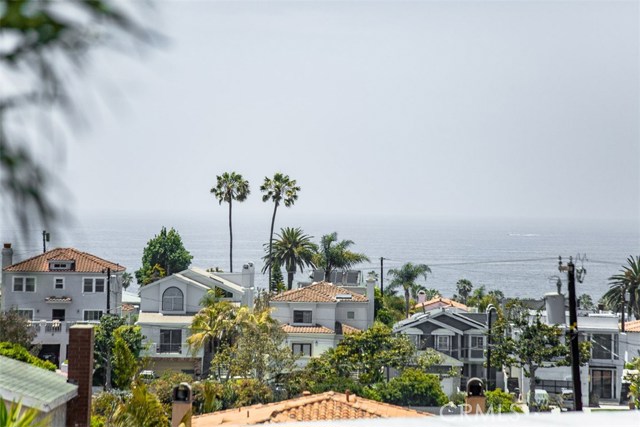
[
  {"left": 3, "top": 248, "right": 125, "bottom": 273},
  {"left": 414, "top": 296, "right": 468, "bottom": 311},
  {"left": 270, "top": 281, "right": 368, "bottom": 303},
  {"left": 191, "top": 391, "right": 431, "bottom": 426},
  {"left": 281, "top": 324, "right": 334, "bottom": 334},
  {"left": 340, "top": 323, "right": 361, "bottom": 334},
  {"left": 624, "top": 320, "right": 640, "bottom": 332}
]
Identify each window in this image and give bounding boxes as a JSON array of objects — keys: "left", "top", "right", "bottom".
[
  {"left": 83, "top": 278, "right": 105, "bottom": 293},
  {"left": 436, "top": 335, "right": 450, "bottom": 351},
  {"left": 592, "top": 334, "right": 615, "bottom": 360},
  {"left": 293, "top": 310, "right": 312, "bottom": 324},
  {"left": 347, "top": 311, "right": 355, "bottom": 320},
  {"left": 159, "top": 329, "right": 182, "bottom": 353},
  {"left": 54, "top": 278, "right": 64, "bottom": 290},
  {"left": 52, "top": 309, "right": 65, "bottom": 321},
  {"left": 49, "top": 261, "right": 75, "bottom": 271},
  {"left": 84, "top": 310, "right": 103, "bottom": 321},
  {"left": 13, "top": 277, "right": 35, "bottom": 292},
  {"left": 292, "top": 343, "right": 312, "bottom": 357},
  {"left": 162, "top": 287, "right": 184, "bottom": 311},
  {"left": 17, "top": 309, "right": 33, "bottom": 320},
  {"left": 471, "top": 336, "right": 484, "bottom": 349}
]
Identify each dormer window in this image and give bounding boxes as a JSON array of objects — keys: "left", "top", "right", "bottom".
[
  {"left": 162, "top": 287, "right": 184, "bottom": 312},
  {"left": 49, "top": 260, "right": 75, "bottom": 271}
]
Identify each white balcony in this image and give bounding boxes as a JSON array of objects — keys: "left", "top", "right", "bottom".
[
  {"left": 28, "top": 320, "right": 99, "bottom": 339},
  {"left": 144, "top": 342, "right": 199, "bottom": 358}
]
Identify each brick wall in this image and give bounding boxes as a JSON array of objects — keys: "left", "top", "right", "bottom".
[{"left": 66, "top": 325, "right": 95, "bottom": 427}]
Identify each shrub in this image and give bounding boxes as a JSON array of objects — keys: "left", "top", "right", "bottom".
[
  {"left": 92, "top": 392, "right": 124, "bottom": 419},
  {"left": 449, "top": 391, "right": 466, "bottom": 405},
  {"left": 486, "top": 388, "right": 523, "bottom": 413},
  {"left": 0, "top": 342, "right": 56, "bottom": 371},
  {"left": 374, "top": 368, "right": 448, "bottom": 407}
]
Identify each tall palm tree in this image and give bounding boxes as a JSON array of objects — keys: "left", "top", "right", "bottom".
[
  {"left": 212, "top": 172, "right": 250, "bottom": 273},
  {"left": 387, "top": 262, "right": 431, "bottom": 317},
  {"left": 601, "top": 255, "right": 640, "bottom": 320},
  {"left": 262, "top": 227, "right": 317, "bottom": 290},
  {"left": 121, "top": 272, "right": 133, "bottom": 290},
  {"left": 260, "top": 173, "right": 300, "bottom": 290},
  {"left": 313, "top": 232, "right": 370, "bottom": 281},
  {"left": 455, "top": 278, "right": 473, "bottom": 304}
]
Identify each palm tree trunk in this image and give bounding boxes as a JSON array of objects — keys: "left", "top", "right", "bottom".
[
  {"left": 228, "top": 200, "right": 233, "bottom": 273},
  {"left": 404, "top": 287, "right": 410, "bottom": 318},
  {"left": 287, "top": 270, "right": 294, "bottom": 291},
  {"left": 268, "top": 202, "right": 278, "bottom": 291}
]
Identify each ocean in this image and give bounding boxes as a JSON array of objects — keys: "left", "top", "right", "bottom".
[{"left": 2, "top": 212, "right": 638, "bottom": 302}]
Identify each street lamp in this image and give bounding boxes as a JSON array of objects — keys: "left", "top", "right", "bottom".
[{"left": 486, "top": 304, "right": 498, "bottom": 391}]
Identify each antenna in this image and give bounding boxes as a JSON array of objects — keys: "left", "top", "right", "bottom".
[{"left": 42, "top": 230, "right": 50, "bottom": 253}]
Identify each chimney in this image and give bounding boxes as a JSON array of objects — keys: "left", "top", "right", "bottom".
[
  {"left": 66, "top": 325, "right": 95, "bottom": 427},
  {"left": 242, "top": 263, "right": 255, "bottom": 308},
  {"left": 417, "top": 290, "right": 427, "bottom": 304},
  {"left": 2, "top": 243, "right": 13, "bottom": 269},
  {"left": 345, "top": 390, "right": 351, "bottom": 402},
  {"left": 171, "top": 383, "right": 192, "bottom": 427}
]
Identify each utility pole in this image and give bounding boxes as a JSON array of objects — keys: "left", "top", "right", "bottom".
[
  {"left": 105, "top": 267, "right": 111, "bottom": 314},
  {"left": 486, "top": 304, "right": 498, "bottom": 391},
  {"left": 559, "top": 256, "right": 583, "bottom": 411},
  {"left": 42, "top": 230, "right": 50, "bottom": 253},
  {"left": 621, "top": 286, "right": 626, "bottom": 332},
  {"left": 380, "top": 257, "right": 385, "bottom": 295}
]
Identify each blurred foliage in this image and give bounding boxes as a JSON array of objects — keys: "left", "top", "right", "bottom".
[
  {"left": 0, "top": 309, "right": 36, "bottom": 350},
  {"left": 0, "top": 341, "right": 55, "bottom": 371}
]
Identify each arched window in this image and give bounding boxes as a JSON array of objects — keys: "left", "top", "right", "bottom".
[{"left": 162, "top": 287, "right": 183, "bottom": 311}]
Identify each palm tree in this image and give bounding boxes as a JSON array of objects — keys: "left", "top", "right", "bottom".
[
  {"left": 262, "top": 227, "right": 317, "bottom": 290},
  {"left": 313, "top": 232, "right": 370, "bottom": 281},
  {"left": 121, "top": 272, "right": 133, "bottom": 290},
  {"left": 601, "top": 255, "right": 640, "bottom": 320},
  {"left": 260, "top": 173, "right": 300, "bottom": 289},
  {"left": 455, "top": 278, "right": 473, "bottom": 304},
  {"left": 187, "top": 301, "right": 250, "bottom": 376},
  {"left": 387, "top": 262, "right": 431, "bottom": 317},
  {"left": 212, "top": 172, "right": 250, "bottom": 273}
]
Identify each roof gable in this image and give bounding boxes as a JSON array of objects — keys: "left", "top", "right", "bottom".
[
  {"left": 270, "top": 281, "right": 368, "bottom": 303},
  {"left": 139, "top": 268, "right": 245, "bottom": 295},
  {"left": 3, "top": 248, "right": 125, "bottom": 273},
  {"left": 415, "top": 296, "right": 468, "bottom": 311}
]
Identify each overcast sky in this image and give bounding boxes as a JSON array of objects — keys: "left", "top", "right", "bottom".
[{"left": 59, "top": 0, "right": 639, "bottom": 223}]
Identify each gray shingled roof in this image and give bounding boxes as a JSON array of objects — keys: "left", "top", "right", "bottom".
[{"left": 0, "top": 356, "right": 77, "bottom": 412}]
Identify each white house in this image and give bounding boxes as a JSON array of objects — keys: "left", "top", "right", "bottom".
[
  {"left": 1, "top": 244, "right": 126, "bottom": 366},
  {"left": 269, "top": 280, "right": 375, "bottom": 366},
  {"left": 136, "top": 264, "right": 255, "bottom": 376}
]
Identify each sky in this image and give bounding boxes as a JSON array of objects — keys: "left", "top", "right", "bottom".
[{"left": 53, "top": 0, "right": 639, "bottom": 223}]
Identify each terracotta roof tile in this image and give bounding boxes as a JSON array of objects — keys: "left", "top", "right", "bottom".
[
  {"left": 282, "top": 324, "right": 334, "bottom": 334},
  {"left": 191, "top": 391, "right": 431, "bottom": 426},
  {"left": 3, "top": 248, "right": 125, "bottom": 273},
  {"left": 271, "top": 281, "right": 368, "bottom": 303},
  {"left": 624, "top": 320, "right": 640, "bottom": 332},
  {"left": 415, "top": 296, "right": 468, "bottom": 311},
  {"left": 340, "top": 323, "right": 361, "bottom": 334}
]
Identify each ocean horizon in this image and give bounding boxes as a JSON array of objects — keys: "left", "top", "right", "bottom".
[{"left": 1, "top": 211, "right": 638, "bottom": 303}]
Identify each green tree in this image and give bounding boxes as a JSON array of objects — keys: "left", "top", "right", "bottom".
[
  {"left": 301, "top": 323, "right": 415, "bottom": 389},
  {"left": 135, "top": 227, "right": 193, "bottom": 285},
  {"left": 112, "top": 326, "right": 139, "bottom": 390},
  {"left": 112, "top": 382, "right": 169, "bottom": 427},
  {"left": 454, "top": 279, "right": 473, "bottom": 304},
  {"left": 313, "top": 232, "right": 370, "bottom": 282},
  {"left": 467, "top": 286, "right": 504, "bottom": 312},
  {"left": 269, "top": 260, "right": 286, "bottom": 293},
  {"left": 0, "top": 0, "right": 150, "bottom": 233},
  {"left": 0, "top": 310, "right": 36, "bottom": 350},
  {"left": 211, "top": 172, "right": 250, "bottom": 273},
  {"left": 578, "top": 294, "right": 595, "bottom": 312},
  {"left": 260, "top": 172, "right": 300, "bottom": 290},
  {"left": 489, "top": 304, "right": 591, "bottom": 409},
  {"left": 387, "top": 262, "right": 431, "bottom": 318},
  {"left": 95, "top": 315, "right": 144, "bottom": 390},
  {"left": 600, "top": 255, "right": 640, "bottom": 319},
  {"left": 262, "top": 227, "right": 317, "bottom": 290},
  {"left": 375, "top": 288, "right": 406, "bottom": 327},
  {"left": 367, "top": 368, "right": 448, "bottom": 406},
  {"left": 485, "top": 388, "right": 523, "bottom": 413},
  {"left": 121, "top": 272, "right": 133, "bottom": 291}
]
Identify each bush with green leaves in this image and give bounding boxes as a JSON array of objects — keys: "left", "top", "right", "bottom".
[
  {"left": 485, "top": 388, "right": 523, "bottom": 413},
  {"left": 370, "top": 368, "right": 448, "bottom": 407},
  {"left": 0, "top": 342, "right": 55, "bottom": 371}
]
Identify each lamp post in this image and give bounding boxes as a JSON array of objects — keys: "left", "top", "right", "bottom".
[{"left": 486, "top": 304, "right": 498, "bottom": 391}]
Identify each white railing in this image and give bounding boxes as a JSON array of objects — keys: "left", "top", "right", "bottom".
[
  {"left": 28, "top": 320, "right": 99, "bottom": 336},
  {"left": 146, "top": 342, "right": 194, "bottom": 357}
]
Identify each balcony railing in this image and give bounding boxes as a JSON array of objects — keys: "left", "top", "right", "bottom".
[
  {"left": 144, "top": 342, "right": 195, "bottom": 357},
  {"left": 28, "top": 320, "right": 99, "bottom": 336}
]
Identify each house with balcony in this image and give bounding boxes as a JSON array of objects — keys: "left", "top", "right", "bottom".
[
  {"left": 269, "top": 280, "right": 375, "bottom": 367},
  {"left": 1, "top": 244, "right": 126, "bottom": 366},
  {"left": 136, "top": 264, "right": 255, "bottom": 377},
  {"left": 393, "top": 306, "right": 489, "bottom": 388}
]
